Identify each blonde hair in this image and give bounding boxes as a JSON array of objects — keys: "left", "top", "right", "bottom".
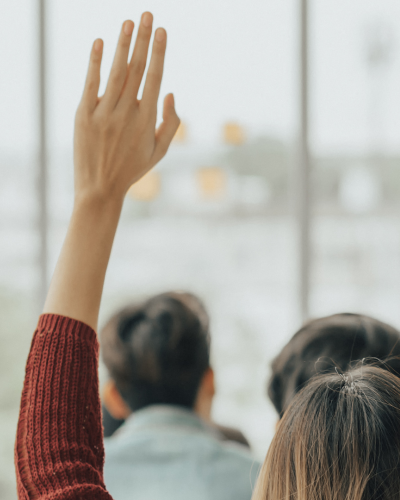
[{"left": 253, "top": 366, "right": 400, "bottom": 500}]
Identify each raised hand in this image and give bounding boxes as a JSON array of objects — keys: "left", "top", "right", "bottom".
[
  {"left": 43, "top": 13, "right": 178, "bottom": 330},
  {"left": 74, "top": 12, "right": 180, "bottom": 203}
]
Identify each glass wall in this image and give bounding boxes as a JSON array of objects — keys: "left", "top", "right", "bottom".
[
  {"left": 310, "top": 0, "right": 400, "bottom": 325},
  {"left": 2, "top": 1, "right": 400, "bottom": 498}
]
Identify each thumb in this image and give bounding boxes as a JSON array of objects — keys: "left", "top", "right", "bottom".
[{"left": 152, "top": 94, "right": 180, "bottom": 165}]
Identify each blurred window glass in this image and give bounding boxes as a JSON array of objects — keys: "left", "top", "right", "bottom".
[{"left": 2, "top": 2, "right": 400, "bottom": 499}]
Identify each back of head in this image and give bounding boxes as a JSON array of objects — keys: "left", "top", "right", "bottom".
[
  {"left": 254, "top": 366, "right": 400, "bottom": 500},
  {"left": 101, "top": 292, "right": 210, "bottom": 411},
  {"left": 268, "top": 313, "right": 400, "bottom": 416}
]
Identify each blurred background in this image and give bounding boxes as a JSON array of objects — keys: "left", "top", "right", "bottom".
[{"left": 2, "top": 0, "right": 400, "bottom": 497}]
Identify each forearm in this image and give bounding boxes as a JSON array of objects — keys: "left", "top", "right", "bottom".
[
  {"left": 43, "top": 195, "right": 123, "bottom": 331},
  {"left": 15, "top": 197, "right": 122, "bottom": 499}
]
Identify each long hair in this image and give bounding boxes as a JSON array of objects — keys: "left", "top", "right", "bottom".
[{"left": 253, "top": 365, "right": 400, "bottom": 500}]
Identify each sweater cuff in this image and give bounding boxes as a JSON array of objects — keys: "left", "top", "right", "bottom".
[
  {"left": 37, "top": 313, "right": 98, "bottom": 343},
  {"left": 15, "top": 313, "right": 106, "bottom": 500}
]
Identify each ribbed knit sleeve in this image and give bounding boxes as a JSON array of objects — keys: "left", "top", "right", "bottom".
[{"left": 15, "top": 314, "right": 113, "bottom": 500}]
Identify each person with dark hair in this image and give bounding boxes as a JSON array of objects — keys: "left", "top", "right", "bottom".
[
  {"left": 101, "top": 292, "right": 212, "bottom": 418},
  {"left": 100, "top": 291, "right": 256, "bottom": 500},
  {"left": 268, "top": 312, "right": 400, "bottom": 417}
]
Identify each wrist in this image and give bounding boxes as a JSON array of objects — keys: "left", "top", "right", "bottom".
[{"left": 73, "top": 191, "right": 124, "bottom": 216}]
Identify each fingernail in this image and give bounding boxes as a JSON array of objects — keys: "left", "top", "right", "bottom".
[
  {"left": 124, "top": 20, "right": 134, "bottom": 36},
  {"left": 94, "top": 39, "right": 103, "bottom": 52},
  {"left": 170, "top": 94, "right": 175, "bottom": 106},
  {"left": 155, "top": 28, "right": 166, "bottom": 42},
  {"left": 142, "top": 12, "right": 153, "bottom": 27}
]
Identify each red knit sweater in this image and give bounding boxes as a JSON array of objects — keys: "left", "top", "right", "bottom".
[{"left": 15, "top": 314, "right": 113, "bottom": 500}]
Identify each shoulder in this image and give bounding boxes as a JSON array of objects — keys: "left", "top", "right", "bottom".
[{"left": 207, "top": 437, "right": 261, "bottom": 476}]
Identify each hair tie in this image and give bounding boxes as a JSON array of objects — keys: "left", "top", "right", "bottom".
[{"left": 335, "top": 368, "right": 358, "bottom": 394}]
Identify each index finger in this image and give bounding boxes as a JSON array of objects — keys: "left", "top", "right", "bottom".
[{"left": 141, "top": 28, "right": 167, "bottom": 113}]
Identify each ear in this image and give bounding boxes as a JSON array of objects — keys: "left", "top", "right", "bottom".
[
  {"left": 102, "top": 379, "right": 131, "bottom": 420},
  {"left": 194, "top": 367, "right": 215, "bottom": 421},
  {"left": 202, "top": 367, "right": 215, "bottom": 397}
]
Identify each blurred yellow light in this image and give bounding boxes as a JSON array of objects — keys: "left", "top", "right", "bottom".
[
  {"left": 173, "top": 122, "right": 187, "bottom": 143},
  {"left": 197, "top": 167, "right": 226, "bottom": 199},
  {"left": 128, "top": 172, "right": 160, "bottom": 201},
  {"left": 223, "top": 122, "right": 245, "bottom": 145}
]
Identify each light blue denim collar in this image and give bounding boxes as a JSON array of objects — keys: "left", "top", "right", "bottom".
[{"left": 113, "top": 405, "right": 221, "bottom": 439}]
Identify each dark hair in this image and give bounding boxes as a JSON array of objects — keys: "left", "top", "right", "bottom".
[
  {"left": 101, "top": 292, "right": 210, "bottom": 411},
  {"left": 254, "top": 366, "right": 400, "bottom": 500},
  {"left": 268, "top": 313, "right": 400, "bottom": 416}
]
